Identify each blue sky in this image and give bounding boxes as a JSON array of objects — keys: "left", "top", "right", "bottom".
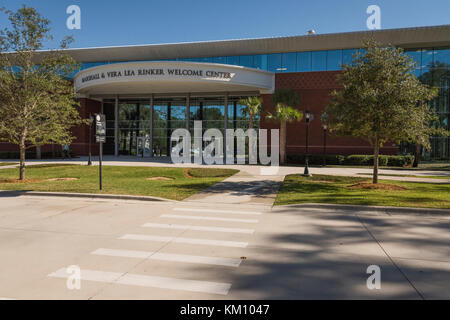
[{"left": 0, "top": 0, "right": 449, "bottom": 49}]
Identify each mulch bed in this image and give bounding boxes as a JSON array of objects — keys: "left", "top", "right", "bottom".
[{"left": 146, "top": 177, "right": 174, "bottom": 181}]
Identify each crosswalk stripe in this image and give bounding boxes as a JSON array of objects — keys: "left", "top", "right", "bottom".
[
  {"left": 161, "top": 214, "right": 259, "bottom": 224},
  {"left": 48, "top": 268, "right": 231, "bottom": 295},
  {"left": 142, "top": 222, "right": 255, "bottom": 234},
  {"left": 174, "top": 208, "right": 263, "bottom": 215},
  {"left": 120, "top": 234, "right": 248, "bottom": 248},
  {"left": 92, "top": 248, "right": 242, "bottom": 267}
]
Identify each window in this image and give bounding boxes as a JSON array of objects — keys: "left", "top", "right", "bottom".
[
  {"left": 282, "top": 53, "right": 297, "bottom": 72},
  {"left": 312, "top": 51, "right": 327, "bottom": 71},
  {"left": 297, "top": 52, "right": 311, "bottom": 72},
  {"left": 267, "top": 54, "right": 282, "bottom": 72},
  {"left": 212, "top": 56, "right": 227, "bottom": 64},
  {"left": 422, "top": 49, "right": 434, "bottom": 69},
  {"left": 327, "top": 50, "right": 343, "bottom": 70},
  {"left": 405, "top": 49, "right": 422, "bottom": 69},
  {"left": 226, "top": 56, "right": 240, "bottom": 65},
  {"left": 240, "top": 55, "right": 254, "bottom": 68},
  {"left": 342, "top": 49, "right": 358, "bottom": 66},
  {"left": 434, "top": 48, "right": 450, "bottom": 68},
  {"left": 253, "top": 54, "right": 267, "bottom": 70}
]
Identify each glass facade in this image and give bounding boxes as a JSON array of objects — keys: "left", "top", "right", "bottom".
[
  {"left": 401, "top": 48, "right": 450, "bottom": 160},
  {"left": 104, "top": 96, "right": 258, "bottom": 157},
  {"left": 93, "top": 46, "right": 450, "bottom": 160}
]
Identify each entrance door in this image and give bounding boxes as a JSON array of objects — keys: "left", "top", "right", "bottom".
[{"left": 118, "top": 100, "right": 151, "bottom": 156}]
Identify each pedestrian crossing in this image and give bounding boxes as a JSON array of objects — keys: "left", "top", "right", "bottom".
[
  {"left": 47, "top": 205, "right": 262, "bottom": 297},
  {"left": 48, "top": 268, "right": 231, "bottom": 295},
  {"left": 92, "top": 248, "right": 242, "bottom": 267},
  {"left": 161, "top": 214, "right": 259, "bottom": 223},
  {"left": 142, "top": 222, "right": 255, "bottom": 234},
  {"left": 173, "top": 207, "right": 263, "bottom": 215}
]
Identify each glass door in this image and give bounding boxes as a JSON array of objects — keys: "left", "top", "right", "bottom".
[{"left": 118, "top": 100, "right": 151, "bottom": 156}]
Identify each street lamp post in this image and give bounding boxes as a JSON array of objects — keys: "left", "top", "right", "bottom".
[
  {"left": 322, "top": 123, "right": 328, "bottom": 167},
  {"left": 303, "top": 110, "right": 311, "bottom": 177},
  {"left": 320, "top": 112, "right": 329, "bottom": 168},
  {"left": 88, "top": 114, "right": 93, "bottom": 166}
]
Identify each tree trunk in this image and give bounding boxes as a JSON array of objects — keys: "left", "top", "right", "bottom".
[
  {"left": 373, "top": 140, "right": 380, "bottom": 184},
  {"left": 280, "top": 120, "right": 287, "bottom": 165},
  {"left": 413, "top": 144, "right": 422, "bottom": 168},
  {"left": 36, "top": 146, "right": 41, "bottom": 160},
  {"left": 249, "top": 115, "right": 254, "bottom": 130},
  {"left": 19, "top": 144, "right": 26, "bottom": 181}
]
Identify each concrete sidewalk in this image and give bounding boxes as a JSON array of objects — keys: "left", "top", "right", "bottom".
[{"left": 0, "top": 195, "right": 448, "bottom": 299}]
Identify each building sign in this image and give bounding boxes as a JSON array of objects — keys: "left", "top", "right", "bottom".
[
  {"left": 80, "top": 67, "right": 234, "bottom": 85},
  {"left": 74, "top": 61, "right": 275, "bottom": 95}
]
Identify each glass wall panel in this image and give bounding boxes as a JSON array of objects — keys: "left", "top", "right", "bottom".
[
  {"left": 327, "top": 50, "right": 343, "bottom": 70},
  {"left": 254, "top": 54, "right": 268, "bottom": 70},
  {"left": 434, "top": 48, "right": 450, "bottom": 68},
  {"left": 203, "top": 98, "right": 225, "bottom": 130},
  {"left": 297, "top": 52, "right": 311, "bottom": 72},
  {"left": 152, "top": 102, "right": 168, "bottom": 156},
  {"left": 103, "top": 99, "right": 116, "bottom": 155},
  {"left": 422, "top": 49, "right": 434, "bottom": 69},
  {"left": 240, "top": 55, "right": 254, "bottom": 68},
  {"left": 282, "top": 52, "right": 297, "bottom": 72},
  {"left": 342, "top": 49, "right": 358, "bottom": 66},
  {"left": 405, "top": 49, "right": 422, "bottom": 69},
  {"left": 312, "top": 51, "right": 327, "bottom": 71},
  {"left": 267, "top": 53, "right": 282, "bottom": 72},
  {"left": 169, "top": 100, "right": 186, "bottom": 130},
  {"left": 226, "top": 56, "right": 240, "bottom": 65},
  {"left": 212, "top": 56, "right": 227, "bottom": 64},
  {"left": 419, "top": 68, "right": 433, "bottom": 85}
]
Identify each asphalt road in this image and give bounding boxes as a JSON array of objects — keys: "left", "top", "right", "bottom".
[{"left": 0, "top": 194, "right": 448, "bottom": 300}]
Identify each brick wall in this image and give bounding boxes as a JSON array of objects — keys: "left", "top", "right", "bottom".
[{"left": 261, "top": 71, "right": 398, "bottom": 156}]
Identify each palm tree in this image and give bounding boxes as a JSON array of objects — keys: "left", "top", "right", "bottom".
[
  {"left": 239, "top": 96, "right": 262, "bottom": 129},
  {"left": 266, "top": 89, "right": 303, "bottom": 165}
]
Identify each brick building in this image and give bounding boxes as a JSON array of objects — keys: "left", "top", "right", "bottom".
[{"left": 1, "top": 25, "right": 449, "bottom": 160}]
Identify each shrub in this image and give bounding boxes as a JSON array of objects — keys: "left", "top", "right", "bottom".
[
  {"left": 287, "top": 154, "right": 345, "bottom": 165},
  {"left": 387, "top": 155, "right": 414, "bottom": 167},
  {"left": 287, "top": 154, "right": 413, "bottom": 167}
]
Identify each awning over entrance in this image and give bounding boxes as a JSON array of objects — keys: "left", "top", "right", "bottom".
[{"left": 74, "top": 61, "right": 275, "bottom": 97}]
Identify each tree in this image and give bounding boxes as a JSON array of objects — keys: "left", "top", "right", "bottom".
[
  {"left": 266, "top": 89, "right": 303, "bottom": 165},
  {"left": 326, "top": 39, "right": 447, "bottom": 184},
  {"left": 239, "top": 96, "right": 262, "bottom": 129},
  {"left": 0, "top": 5, "right": 85, "bottom": 180}
]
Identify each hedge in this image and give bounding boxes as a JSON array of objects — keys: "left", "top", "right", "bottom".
[{"left": 287, "top": 154, "right": 414, "bottom": 167}]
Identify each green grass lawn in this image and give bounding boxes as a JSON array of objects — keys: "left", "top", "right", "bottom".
[
  {"left": 275, "top": 174, "right": 450, "bottom": 209},
  {"left": 356, "top": 173, "right": 450, "bottom": 180},
  {"left": 0, "top": 162, "right": 17, "bottom": 167},
  {"left": 0, "top": 165, "right": 239, "bottom": 201}
]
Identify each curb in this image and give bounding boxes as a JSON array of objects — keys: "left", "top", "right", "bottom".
[
  {"left": 278, "top": 203, "right": 450, "bottom": 216},
  {"left": 0, "top": 190, "right": 175, "bottom": 203}
]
